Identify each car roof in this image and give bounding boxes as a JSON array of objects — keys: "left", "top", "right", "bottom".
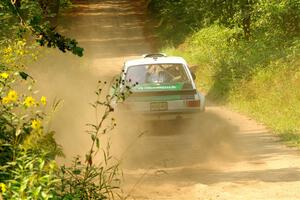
[{"left": 124, "top": 56, "right": 188, "bottom": 69}]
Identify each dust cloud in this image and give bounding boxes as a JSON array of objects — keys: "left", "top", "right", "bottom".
[
  {"left": 112, "top": 108, "right": 242, "bottom": 171},
  {"left": 30, "top": 49, "right": 104, "bottom": 161}
]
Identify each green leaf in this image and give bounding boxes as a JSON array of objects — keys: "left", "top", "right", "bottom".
[
  {"left": 73, "top": 46, "right": 84, "bottom": 57},
  {"left": 72, "top": 169, "right": 81, "bottom": 175},
  {"left": 19, "top": 71, "right": 29, "bottom": 80}
]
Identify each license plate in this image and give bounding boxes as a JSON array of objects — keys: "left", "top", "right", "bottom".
[{"left": 150, "top": 102, "right": 168, "bottom": 111}]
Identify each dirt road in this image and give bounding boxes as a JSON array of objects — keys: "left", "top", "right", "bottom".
[{"left": 31, "top": 0, "right": 300, "bottom": 199}]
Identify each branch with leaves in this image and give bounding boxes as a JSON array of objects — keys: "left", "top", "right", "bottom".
[{"left": 1, "top": 0, "right": 83, "bottom": 56}]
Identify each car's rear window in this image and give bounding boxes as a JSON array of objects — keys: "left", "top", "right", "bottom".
[{"left": 126, "top": 63, "right": 192, "bottom": 87}]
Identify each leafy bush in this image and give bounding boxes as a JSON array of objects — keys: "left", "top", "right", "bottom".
[
  {"left": 2, "top": 151, "right": 58, "bottom": 200},
  {"left": 252, "top": 0, "right": 300, "bottom": 37},
  {"left": 0, "top": 40, "right": 63, "bottom": 199}
]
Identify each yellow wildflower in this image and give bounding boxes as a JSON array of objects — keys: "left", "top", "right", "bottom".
[
  {"left": 40, "top": 96, "right": 47, "bottom": 105},
  {"left": 31, "top": 119, "right": 41, "bottom": 130},
  {"left": 17, "top": 40, "right": 26, "bottom": 47},
  {"left": 3, "top": 47, "right": 12, "bottom": 54},
  {"left": 17, "top": 50, "right": 24, "bottom": 56},
  {"left": 0, "top": 72, "right": 9, "bottom": 79},
  {"left": 0, "top": 183, "right": 6, "bottom": 193},
  {"left": 2, "top": 97, "right": 10, "bottom": 104},
  {"left": 24, "top": 96, "right": 35, "bottom": 107},
  {"left": 7, "top": 90, "right": 18, "bottom": 102}
]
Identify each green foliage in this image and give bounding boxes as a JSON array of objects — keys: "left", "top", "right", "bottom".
[
  {"left": 0, "top": 41, "right": 61, "bottom": 178},
  {"left": 229, "top": 55, "right": 300, "bottom": 141},
  {"left": 2, "top": 151, "right": 58, "bottom": 200},
  {"left": 148, "top": 0, "right": 251, "bottom": 44},
  {"left": 148, "top": 0, "right": 300, "bottom": 44},
  {"left": 0, "top": 0, "right": 83, "bottom": 56},
  {"left": 54, "top": 153, "right": 121, "bottom": 200},
  {"left": 59, "top": 0, "right": 73, "bottom": 9},
  {"left": 252, "top": 0, "right": 300, "bottom": 37},
  {"left": 0, "top": 73, "right": 62, "bottom": 199},
  {"left": 0, "top": 39, "right": 60, "bottom": 199}
]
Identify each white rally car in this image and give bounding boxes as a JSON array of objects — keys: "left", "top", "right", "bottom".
[{"left": 117, "top": 53, "right": 205, "bottom": 120}]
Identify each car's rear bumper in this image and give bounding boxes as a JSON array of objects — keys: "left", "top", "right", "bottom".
[
  {"left": 143, "top": 112, "right": 200, "bottom": 121},
  {"left": 121, "top": 109, "right": 203, "bottom": 121},
  {"left": 115, "top": 93, "right": 206, "bottom": 121}
]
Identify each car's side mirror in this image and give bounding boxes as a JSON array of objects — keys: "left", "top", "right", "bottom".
[{"left": 191, "top": 71, "right": 196, "bottom": 80}]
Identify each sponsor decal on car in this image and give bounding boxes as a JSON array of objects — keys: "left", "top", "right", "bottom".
[{"left": 134, "top": 83, "right": 184, "bottom": 91}]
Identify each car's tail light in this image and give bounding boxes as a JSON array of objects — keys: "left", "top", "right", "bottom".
[{"left": 186, "top": 100, "right": 200, "bottom": 107}]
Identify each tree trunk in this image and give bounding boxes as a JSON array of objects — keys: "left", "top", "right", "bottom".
[{"left": 240, "top": 0, "right": 252, "bottom": 40}]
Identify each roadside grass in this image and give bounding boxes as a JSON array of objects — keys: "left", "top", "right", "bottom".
[
  {"left": 163, "top": 25, "right": 300, "bottom": 146},
  {"left": 229, "top": 57, "right": 300, "bottom": 145}
]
